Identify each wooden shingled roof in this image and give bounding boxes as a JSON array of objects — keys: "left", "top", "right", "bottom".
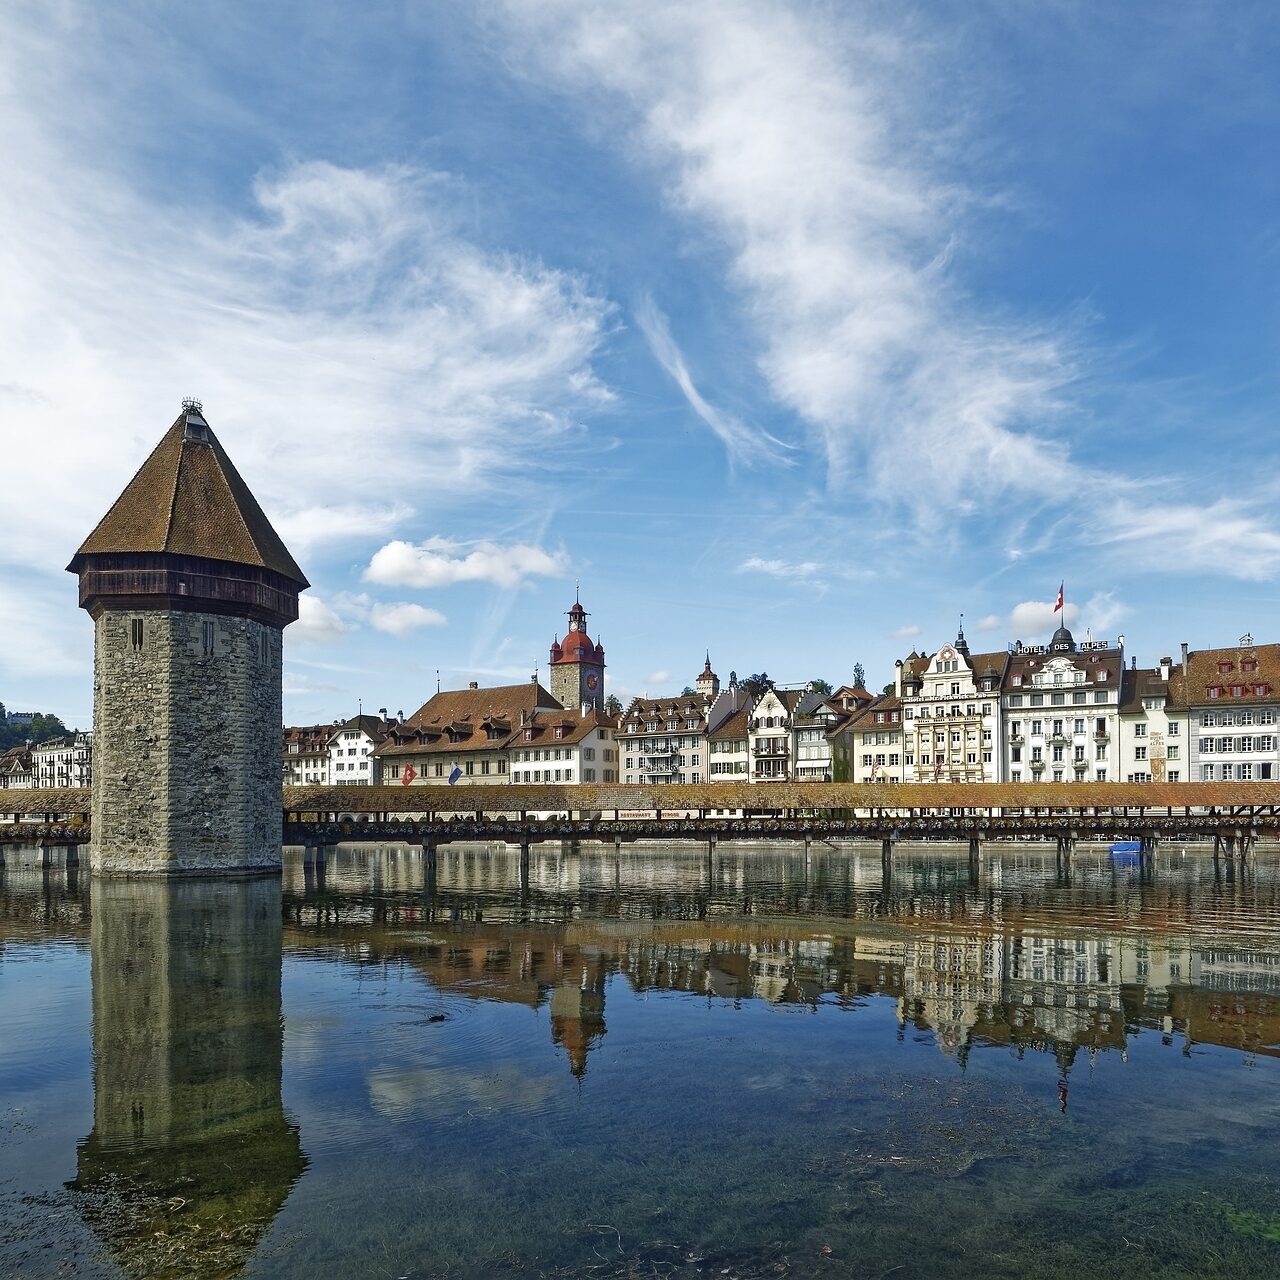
[{"left": 69, "top": 407, "right": 308, "bottom": 587}]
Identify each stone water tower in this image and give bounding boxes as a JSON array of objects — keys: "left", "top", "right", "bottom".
[{"left": 67, "top": 401, "right": 308, "bottom": 874}]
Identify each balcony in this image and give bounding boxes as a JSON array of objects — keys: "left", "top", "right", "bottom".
[
  {"left": 1093, "top": 730, "right": 1111, "bottom": 741},
  {"left": 1009, "top": 732, "right": 1024, "bottom": 745},
  {"left": 1049, "top": 733, "right": 1069, "bottom": 746},
  {"left": 753, "top": 743, "right": 790, "bottom": 758},
  {"left": 1029, "top": 759, "right": 1046, "bottom": 773}
]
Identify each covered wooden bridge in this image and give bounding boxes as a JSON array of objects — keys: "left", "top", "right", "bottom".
[{"left": 4, "top": 781, "right": 1279, "bottom": 864}]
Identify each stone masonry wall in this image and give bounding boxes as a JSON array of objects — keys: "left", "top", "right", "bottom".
[{"left": 91, "top": 609, "right": 283, "bottom": 874}]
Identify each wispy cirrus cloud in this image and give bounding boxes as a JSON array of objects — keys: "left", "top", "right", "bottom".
[
  {"left": 738, "top": 556, "right": 820, "bottom": 580},
  {"left": 364, "top": 537, "right": 568, "bottom": 590},
  {"left": 635, "top": 295, "right": 790, "bottom": 467},
  {"left": 493, "top": 0, "right": 1280, "bottom": 577}
]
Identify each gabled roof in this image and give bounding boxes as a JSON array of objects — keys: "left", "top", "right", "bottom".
[
  {"left": 1176, "top": 642, "right": 1280, "bottom": 707},
  {"left": 1119, "top": 666, "right": 1184, "bottom": 713},
  {"left": 708, "top": 703, "right": 751, "bottom": 740},
  {"left": 330, "top": 714, "right": 396, "bottom": 744},
  {"left": 70, "top": 406, "right": 308, "bottom": 587},
  {"left": 404, "top": 682, "right": 561, "bottom": 734}
]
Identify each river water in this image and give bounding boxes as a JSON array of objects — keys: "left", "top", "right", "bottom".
[{"left": 2, "top": 841, "right": 1279, "bottom": 1278}]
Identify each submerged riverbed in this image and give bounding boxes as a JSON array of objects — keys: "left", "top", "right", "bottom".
[{"left": 2, "top": 841, "right": 1279, "bottom": 1278}]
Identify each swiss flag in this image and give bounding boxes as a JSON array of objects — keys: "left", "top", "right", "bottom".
[
  {"left": 401, "top": 764, "right": 417, "bottom": 786},
  {"left": 1053, "top": 583, "right": 1064, "bottom": 614}
]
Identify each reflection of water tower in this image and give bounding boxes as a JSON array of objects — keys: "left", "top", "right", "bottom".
[
  {"left": 550, "top": 954, "right": 607, "bottom": 1078},
  {"left": 71, "top": 879, "right": 305, "bottom": 1277}
]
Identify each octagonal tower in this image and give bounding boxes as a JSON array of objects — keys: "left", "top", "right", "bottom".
[{"left": 67, "top": 401, "right": 308, "bottom": 875}]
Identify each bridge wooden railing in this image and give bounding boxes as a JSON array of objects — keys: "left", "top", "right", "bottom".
[{"left": 6, "top": 780, "right": 1280, "bottom": 819}]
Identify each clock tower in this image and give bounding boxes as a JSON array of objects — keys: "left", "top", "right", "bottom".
[{"left": 549, "top": 593, "right": 605, "bottom": 711}]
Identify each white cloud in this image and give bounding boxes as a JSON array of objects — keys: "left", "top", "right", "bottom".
[
  {"left": 370, "top": 602, "right": 448, "bottom": 636},
  {"left": 635, "top": 295, "right": 789, "bottom": 467},
  {"left": 892, "top": 624, "right": 921, "bottom": 639},
  {"left": 1009, "top": 600, "right": 1080, "bottom": 638},
  {"left": 291, "top": 596, "right": 352, "bottom": 645},
  {"left": 496, "top": 1, "right": 1280, "bottom": 575},
  {"left": 738, "top": 556, "right": 820, "bottom": 579},
  {"left": 974, "top": 615, "right": 1002, "bottom": 633},
  {"left": 0, "top": 9, "right": 614, "bottom": 663},
  {"left": 645, "top": 670, "right": 671, "bottom": 685},
  {"left": 364, "top": 538, "right": 567, "bottom": 590}
]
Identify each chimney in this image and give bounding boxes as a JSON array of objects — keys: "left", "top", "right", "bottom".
[
  {"left": 582, "top": 702, "right": 589, "bottom": 718},
  {"left": 397, "top": 709, "right": 404, "bottom": 720},
  {"left": 378, "top": 707, "right": 387, "bottom": 718},
  {"left": 1159, "top": 656, "right": 1172, "bottom": 682},
  {"left": 468, "top": 681, "right": 478, "bottom": 690},
  {"left": 1181, "top": 642, "right": 1190, "bottom": 683}
]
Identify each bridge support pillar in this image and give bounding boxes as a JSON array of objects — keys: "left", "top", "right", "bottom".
[
  {"left": 0, "top": 844, "right": 5, "bottom": 868},
  {"left": 967, "top": 835, "right": 983, "bottom": 865},
  {"left": 66, "top": 844, "right": 79, "bottom": 867},
  {"left": 881, "top": 834, "right": 896, "bottom": 864},
  {"left": 41, "top": 843, "right": 54, "bottom": 867}
]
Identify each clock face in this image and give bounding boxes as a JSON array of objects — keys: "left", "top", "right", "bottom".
[{"left": 586, "top": 673, "right": 599, "bottom": 691}]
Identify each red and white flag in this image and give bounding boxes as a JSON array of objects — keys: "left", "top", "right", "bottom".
[
  {"left": 401, "top": 764, "right": 417, "bottom": 786},
  {"left": 1053, "top": 583, "right": 1064, "bottom": 614}
]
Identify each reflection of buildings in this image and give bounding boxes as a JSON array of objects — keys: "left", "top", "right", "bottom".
[
  {"left": 281, "top": 844, "right": 1280, "bottom": 1074},
  {"left": 71, "top": 879, "right": 305, "bottom": 1278}
]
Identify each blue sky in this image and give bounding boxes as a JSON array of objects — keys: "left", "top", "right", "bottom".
[{"left": 3, "top": 1, "right": 1280, "bottom": 727}]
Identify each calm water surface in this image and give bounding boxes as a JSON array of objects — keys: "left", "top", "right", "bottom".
[{"left": 2, "top": 841, "right": 1280, "bottom": 1278}]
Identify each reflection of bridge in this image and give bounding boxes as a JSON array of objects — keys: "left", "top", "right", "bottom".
[{"left": 6, "top": 782, "right": 1280, "bottom": 865}]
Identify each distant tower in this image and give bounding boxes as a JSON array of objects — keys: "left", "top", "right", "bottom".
[
  {"left": 549, "top": 592, "right": 605, "bottom": 711},
  {"left": 67, "top": 401, "right": 308, "bottom": 874},
  {"left": 696, "top": 653, "right": 720, "bottom": 700}
]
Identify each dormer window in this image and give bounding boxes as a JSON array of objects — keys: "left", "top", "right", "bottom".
[
  {"left": 1207, "top": 687, "right": 1220, "bottom": 699},
  {"left": 1219, "top": 661, "right": 1233, "bottom": 674},
  {"left": 524, "top": 728, "right": 534, "bottom": 741},
  {"left": 1255, "top": 683, "right": 1270, "bottom": 696},
  {"left": 1231, "top": 685, "right": 1244, "bottom": 698},
  {"left": 1012, "top": 675, "right": 1022, "bottom": 686},
  {"left": 1242, "top": 659, "right": 1257, "bottom": 673},
  {"left": 555, "top": 726, "right": 566, "bottom": 739}
]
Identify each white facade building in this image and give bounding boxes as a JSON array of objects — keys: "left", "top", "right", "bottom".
[
  {"left": 31, "top": 732, "right": 92, "bottom": 788},
  {"left": 329, "top": 713, "right": 396, "bottom": 786},
  {"left": 1182, "top": 638, "right": 1280, "bottom": 782},
  {"left": 1002, "top": 626, "right": 1124, "bottom": 783},
  {"left": 896, "top": 628, "right": 1006, "bottom": 782},
  {"left": 1117, "top": 657, "right": 1187, "bottom": 783}
]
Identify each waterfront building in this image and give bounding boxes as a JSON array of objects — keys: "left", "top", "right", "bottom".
[
  {"left": 1001, "top": 625, "right": 1124, "bottom": 783},
  {"left": 31, "top": 731, "right": 92, "bottom": 788},
  {"left": 374, "top": 681, "right": 559, "bottom": 785},
  {"left": 282, "top": 723, "right": 336, "bottom": 786},
  {"left": 1180, "top": 637, "right": 1280, "bottom": 782},
  {"left": 0, "top": 745, "right": 34, "bottom": 790},
  {"left": 67, "top": 400, "right": 308, "bottom": 874},
  {"left": 328, "top": 712, "right": 397, "bottom": 786},
  {"left": 508, "top": 706, "right": 619, "bottom": 783},
  {"left": 847, "top": 694, "right": 906, "bottom": 783},
  {"left": 748, "top": 687, "right": 822, "bottom": 782},
  {"left": 619, "top": 686, "right": 712, "bottom": 784},
  {"left": 1117, "top": 657, "right": 1187, "bottom": 783},
  {"left": 549, "top": 595, "right": 606, "bottom": 712},
  {"left": 706, "top": 684, "right": 751, "bottom": 782},
  {"left": 896, "top": 627, "right": 1007, "bottom": 782}
]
